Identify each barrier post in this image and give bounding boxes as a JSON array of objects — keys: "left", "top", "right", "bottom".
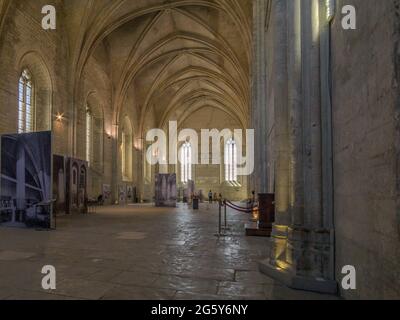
[
  {"left": 218, "top": 200, "right": 222, "bottom": 235},
  {"left": 224, "top": 202, "right": 227, "bottom": 229}
]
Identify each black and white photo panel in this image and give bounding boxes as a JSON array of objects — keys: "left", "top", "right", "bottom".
[{"left": 0, "top": 131, "right": 52, "bottom": 229}]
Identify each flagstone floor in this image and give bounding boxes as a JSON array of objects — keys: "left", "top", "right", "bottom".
[{"left": 0, "top": 204, "right": 338, "bottom": 300}]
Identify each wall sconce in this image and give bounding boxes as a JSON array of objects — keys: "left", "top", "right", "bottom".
[
  {"left": 326, "top": 0, "right": 335, "bottom": 21},
  {"left": 55, "top": 113, "right": 64, "bottom": 122},
  {"left": 134, "top": 138, "right": 144, "bottom": 151},
  {"left": 105, "top": 131, "right": 112, "bottom": 140}
]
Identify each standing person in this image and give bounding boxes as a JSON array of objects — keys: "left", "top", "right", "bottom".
[
  {"left": 97, "top": 194, "right": 104, "bottom": 206},
  {"left": 208, "top": 190, "right": 213, "bottom": 204}
]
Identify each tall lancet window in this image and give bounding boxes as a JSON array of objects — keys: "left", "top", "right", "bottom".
[
  {"left": 225, "top": 138, "right": 238, "bottom": 182},
  {"left": 181, "top": 142, "right": 192, "bottom": 183},
  {"left": 86, "top": 108, "right": 92, "bottom": 166},
  {"left": 18, "top": 69, "right": 35, "bottom": 133}
]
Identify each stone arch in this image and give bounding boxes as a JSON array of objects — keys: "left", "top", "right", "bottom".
[{"left": 17, "top": 51, "right": 53, "bottom": 132}]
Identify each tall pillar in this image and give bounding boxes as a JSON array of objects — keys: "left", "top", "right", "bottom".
[
  {"left": 135, "top": 137, "right": 144, "bottom": 203},
  {"left": 251, "top": 0, "right": 268, "bottom": 194},
  {"left": 111, "top": 124, "right": 119, "bottom": 204},
  {"left": 287, "top": 0, "right": 304, "bottom": 228},
  {"left": 260, "top": 0, "right": 336, "bottom": 294},
  {"left": 268, "top": 0, "right": 290, "bottom": 267}
]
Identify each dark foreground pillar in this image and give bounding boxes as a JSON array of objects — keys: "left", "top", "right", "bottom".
[{"left": 258, "top": 193, "right": 275, "bottom": 230}]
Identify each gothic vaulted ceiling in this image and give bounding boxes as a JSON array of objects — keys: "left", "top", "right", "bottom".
[
  {"left": 72, "top": 0, "right": 252, "bottom": 132},
  {"left": 1, "top": 0, "right": 252, "bottom": 133}
]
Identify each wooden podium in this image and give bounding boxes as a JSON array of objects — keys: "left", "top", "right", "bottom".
[{"left": 245, "top": 193, "right": 275, "bottom": 237}]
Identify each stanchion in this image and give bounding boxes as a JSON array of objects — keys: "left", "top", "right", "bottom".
[
  {"left": 219, "top": 201, "right": 222, "bottom": 235},
  {"left": 221, "top": 202, "right": 230, "bottom": 231},
  {"left": 245, "top": 193, "right": 275, "bottom": 237},
  {"left": 224, "top": 204, "right": 227, "bottom": 229},
  {"left": 215, "top": 200, "right": 228, "bottom": 237}
]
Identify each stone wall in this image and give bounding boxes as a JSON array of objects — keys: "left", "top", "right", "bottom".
[
  {"left": 332, "top": 0, "right": 400, "bottom": 299},
  {"left": 0, "top": 0, "right": 70, "bottom": 157},
  {"left": 178, "top": 106, "right": 248, "bottom": 201},
  {"left": 0, "top": 1, "right": 116, "bottom": 200}
]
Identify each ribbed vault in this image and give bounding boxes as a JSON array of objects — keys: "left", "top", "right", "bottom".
[{"left": 66, "top": 0, "right": 252, "bottom": 135}]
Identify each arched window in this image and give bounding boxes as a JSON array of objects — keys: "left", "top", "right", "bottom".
[
  {"left": 225, "top": 138, "right": 238, "bottom": 182},
  {"left": 18, "top": 69, "right": 35, "bottom": 133},
  {"left": 181, "top": 142, "right": 192, "bottom": 183},
  {"left": 86, "top": 108, "right": 92, "bottom": 166}
]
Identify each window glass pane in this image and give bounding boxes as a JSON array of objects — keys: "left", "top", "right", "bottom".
[
  {"left": 18, "top": 100, "right": 24, "bottom": 134},
  {"left": 18, "top": 79, "right": 24, "bottom": 101},
  {"left": 225, "top": 139, "right": 237, "bottom": 183},
  {"left": 181, "top": 146, "right": 185, "bottom": 183},
  {"left": 188, "top": 144, "right": 192, "bottom": 181},
  {"left": 18, "top": 70, "right": 34, "bottom": 133},
  {"left": 233, "top": 142, "right": 237, "bottom": 182},
  {"left": 86, "top": 111, "right": 92, "bottom": 165},
  {"left": 181, "top": 142, "right": 192, "bottom": 183}
]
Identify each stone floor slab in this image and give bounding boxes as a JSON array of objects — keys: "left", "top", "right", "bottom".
[
  {"left": 0, "top": 204, "right": 338, "bottom": 300},
  {"left": 0, "top": 250, "right": 36, "bottom": 261}
]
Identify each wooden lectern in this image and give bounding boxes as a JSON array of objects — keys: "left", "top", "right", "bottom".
[{"left": 245, "top": 193, "right": 275, "bottom": 237}]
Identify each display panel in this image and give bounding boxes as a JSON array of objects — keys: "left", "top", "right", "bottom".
[{"left": 0, "top": 131, "right": 52, "bottom": 229}]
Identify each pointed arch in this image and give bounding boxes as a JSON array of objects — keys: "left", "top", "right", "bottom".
[{"left": 17, "top": 51, "right": 53, "bottom": 132}]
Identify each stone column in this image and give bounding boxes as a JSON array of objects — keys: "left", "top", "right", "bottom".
[
  {"left": 111, "top": 124, "right": 119, "bottom": 204},
  {"left": 302, "top": 0, "right": 322, "bottom": 229},
  {"left": 251, "top": 0, "right": 268, "bottom": 194},
  {"left": 260, "top": 0, "right": 336, "bottom": 294},
  {"left": 268, "top": 0, "right": 290, "bottom": 267},
  {"left": 285, "top": 0, "right": 334, "bottom": 289},
  {"left": 285, "top": 0, "right": 307, "bottom": 276},
  {"left": 135, "top": 137, "right": 144, "bottom": 202},
  {"left": 287, "top": 0, "right": 304, "bottom": 228},
  {"left": 319, "top": 0, "right": 335, "bottom": 281}
]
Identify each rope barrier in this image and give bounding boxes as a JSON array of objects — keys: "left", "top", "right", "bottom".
[
  {"left": 224, "top": 200, "right": 257, "bottom": 213},
  {"left": 215, "top": 198, "right": 259, "bottom": 237},
  {"left": 225, "top": 202, "right": 252, "bottom": 213},
  {"left": 226, "top": 199, "right": 257, "bottom": 211}
]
